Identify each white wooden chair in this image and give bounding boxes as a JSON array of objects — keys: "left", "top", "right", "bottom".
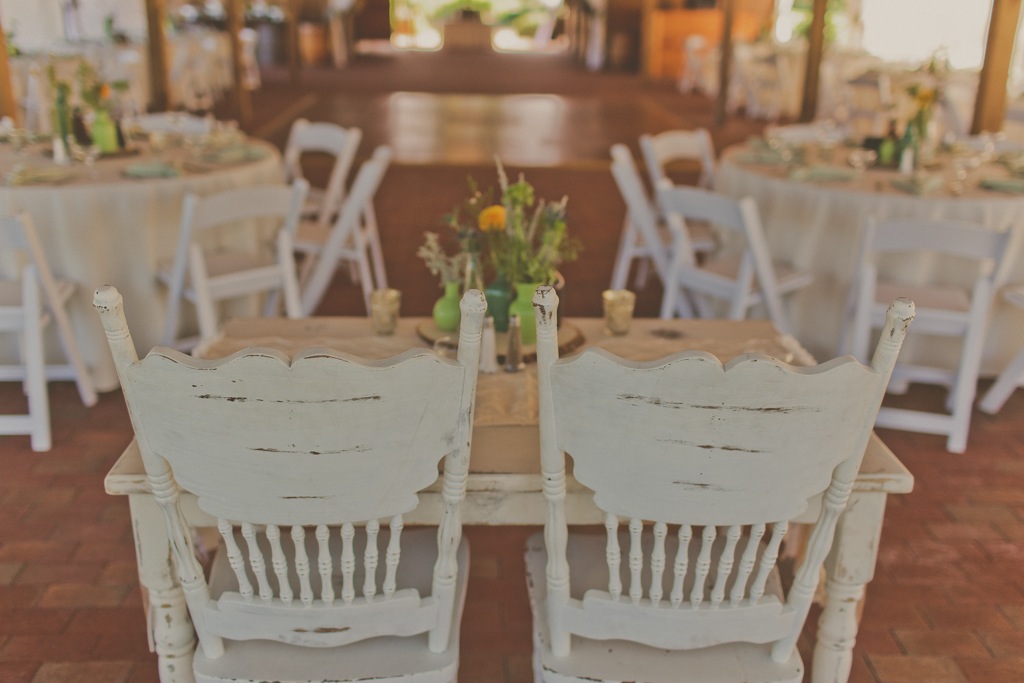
[
  {"left": 528, "top": 285, "right": 913, "bottom": 683},
  {"left": 298, "top": 146, "right": 393, "bottom": 316},
  {"left": 0, "top": 213, "right": 97, "bottom": 451},
  {"left": 656, "top": 182, "right": 813, "bottom": 335},
  {"left": 843, "top": 217, "right": 1014, "bottom": 453},
  {"left": 94, "top": 284, "right": 487, "bottom": 683},
  {"left": 283, "top": 118, "right": 364, "bottom": 231},
  {"left": 980, "top": 286, "right": 1024, "bottom": 415},
  {"left": 609, "top": 145, "right": 715, "bottom": 296},
  {"left": 159, "top": 180, "right": 309, "bottom": 350},
  {"left": 841, "top": 70, "right": 893, "bottom": 139}
]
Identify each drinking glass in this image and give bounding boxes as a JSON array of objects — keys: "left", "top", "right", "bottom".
[
  {"left": 602, "top": 289, "right": 636, "bottom": 336},
  {"left": 370, "top": 288, "right": 401, "bottom": 335}
]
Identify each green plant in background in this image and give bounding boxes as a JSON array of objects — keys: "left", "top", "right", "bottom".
[{"left": 793, "top": 0, "right": 846, "bottom": 43}]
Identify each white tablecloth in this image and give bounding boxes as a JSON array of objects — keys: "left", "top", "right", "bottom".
[
  {"left": 0, "top": 138, "right": 283, "bottom": 391},
  {"left": 716, "top": 144, "right": 1024, "bottom": 375}
]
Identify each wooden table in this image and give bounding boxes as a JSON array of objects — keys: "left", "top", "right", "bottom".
[{"left": 104, "top": 316, "right": 913, "bottom": 683}]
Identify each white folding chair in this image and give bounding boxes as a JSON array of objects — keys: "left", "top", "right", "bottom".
[
  {"left": 609, "top": 145, "right": 715, "bottom": 296},
  {"left": 95, "top": 285, "right": 486, "bottom": 683},
  {"left": 843, "top": 217, "right": 1014, "bottom": 453},
  {"left": 298, "top": 146, "right": 393, "bottom": 316},
  {"left": 640, "top": 128, "right": 717, "bottom": 193},
  {"left": 528, "top": 285, "right": 913, "bottom": 683},
  {"left": 980, "top": 286, "right": 1024, "bottom": 415},
  {"left": 677, "top": 35, "right": 716, "bottom": 95},
  {"left": 283, "top": 118, "right": 363, "bottom": 230},
  {"left": 657, "top": 182, "right": 813, "bottom": 334},
  {"left": 158, "top": 180, "right": 309, "bottom": 350},
  {"left": 0, "top": 213, "right": 97, "bottom": 451}
]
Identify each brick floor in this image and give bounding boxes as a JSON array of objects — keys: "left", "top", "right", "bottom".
[{"left": 3, "top": 53, "right": 1024, "bottom": 683}]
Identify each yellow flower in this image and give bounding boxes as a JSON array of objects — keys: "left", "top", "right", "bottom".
[
  {"left": 915, "top": 87, "right": 936, "bottom": 109},
  {"left": 99, "top": 83, "right": 111, "bottom": 100},
  {"left": 478, "top": 205, "right": 506, "bottom": 232}
]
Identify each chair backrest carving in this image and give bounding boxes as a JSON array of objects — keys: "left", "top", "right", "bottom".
[
  {"left": 97, "top": 285, "right": 486, "bottom": 657},
  {"left": 533, "top": 285, "right": 913, "bottom": 660}
]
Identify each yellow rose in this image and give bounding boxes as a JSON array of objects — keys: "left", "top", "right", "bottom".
[
  {"left": 478, "top": 205, "right": 506, "bottom": 232},
  {"left": 915, "top": 87, "right": 936, "bottom": 109}
]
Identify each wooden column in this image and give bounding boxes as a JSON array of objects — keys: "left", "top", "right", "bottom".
[
  {"left": 0, "top": 16, "right": 16, "bottom": 124},
  {"left": 226, "top": 0, "right": 252, "bottom": 126},
  {"left": 971, "top": 0, "right": 1022, "bottom": 134},
  {"left": 798, "top": 0, "right": 827, "bottom": 122},
  {"left": 712, "top": 0, "right": 735, "bottom": 128},
  {"left": 144, "top": 0, "right": 170, "bottom": 111},
  {"left": 285, "top": 0, "right": 302, "bottom": 84}
]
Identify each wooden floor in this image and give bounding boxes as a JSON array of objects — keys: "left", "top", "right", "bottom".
[{"left": 1, "top": 50, "right": 1023, "bottom": 683}]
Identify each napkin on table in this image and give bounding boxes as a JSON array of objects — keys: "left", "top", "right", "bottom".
[
  {"left": 789, "top": 165, "right": 856, "bottom": 182},
  {"left": 890, "top": 174, "right": 945, "bottom": 195},
  {"left": 122, "top": 162, "right": 180, "bottom": 179},
  {"left": 6, "top": 166, "right": 77, "bottom": 185},
  {"left": 980, "top": 177, "right": 1024, "bottom": 194}
]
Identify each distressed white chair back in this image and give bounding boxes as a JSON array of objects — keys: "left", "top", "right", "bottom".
[
  {"left": 160, "top": 180, "right": 309, "bottom": 349},
  {"left": 299, "top": 145, "right": 393, "bottom": 316},
  {"left": 656, "top": 182, "right": 812, "bottom": 334},
  {"left": 532, "top": 285, "right": 913, "bottom": 668},
  {"left": 844, "top": 217, "right": 1015, "bottom": 453},
  {"left": 0, "top": 213, "right": 97, "bottom": 451},
  {"left": 96, "top": 285, "right": 486, "bottom": 667},
  {"left": 640, "top": 128, "right": 716, "bottom": 194},
  {"left": 283, "top": 118, "right": 364, "bottom": 228}
]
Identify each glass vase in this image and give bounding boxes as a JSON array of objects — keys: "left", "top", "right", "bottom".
[
  {"left": 432, "top": 281, "right": 461, "bottom": 332},
  {"left": 508, "top": 282, "right": 542, "bottom": 346},
  {"left": 484, "top": 275, "right": 511, "bottom": 333},
  {"left": 91, "top": 109, "right": 120, "bottom": 154}
]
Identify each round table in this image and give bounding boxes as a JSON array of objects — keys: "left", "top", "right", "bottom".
[
  {"left": 0, "top": 137, "right": 283, "bottom": 391},
  {"left": 715, "top": 143, "right": 1024, "bottom": 374}
]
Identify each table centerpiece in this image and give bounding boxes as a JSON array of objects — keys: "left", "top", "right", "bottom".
[{"left": 418, "top": 159, "right": 579, "bottom": 344}]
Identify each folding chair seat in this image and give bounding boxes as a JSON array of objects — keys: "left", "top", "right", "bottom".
[
  {"left": 158, "top": 180, "right": 309, "bottom": 350},
  {"left": 297, "top": 146, "right": 393, "bottom": 315},
  {"left": 608, "top": 144, "right": 715, "bottom": 296},
  {"left": 527, "top": 285, "right": 913, "bottom": 683},
  {"left": 843, "top": 217, "right": 1014, "bottom": 453},
  {"left": 95, "top": 285, "right": 487, "bottom": 683},
  {"left": 0, "top": 213, "right": 97, "bottom": 451},
  {"left": 657, "top": 183, "right": 813, "bottom": 335}
]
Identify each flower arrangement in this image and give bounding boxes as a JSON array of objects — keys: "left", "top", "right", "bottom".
[
  {"left": 416, "top": 231, "right": 472, "bottom": 286},
  {"left": 76, "top": 61, "right": 128, "bottom": 115},
  {"left": 421, "top": 159, "right": 579, "bottom": 290}
]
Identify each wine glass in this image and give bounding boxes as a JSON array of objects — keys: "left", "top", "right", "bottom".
[{"left": 70, "top": 142, "right": 101, "bottom": 179}]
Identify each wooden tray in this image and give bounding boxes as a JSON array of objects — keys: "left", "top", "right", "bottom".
[{"left": 416, "top": 320, "right": 585, "bottom": 363}]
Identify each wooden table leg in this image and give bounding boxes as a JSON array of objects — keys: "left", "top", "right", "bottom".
[
  {"left": 129, "top": 493, "right": 197, "bottom": 683},
  {"left": 812, "top": 491, "right": 889, "bottom": 683}
]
